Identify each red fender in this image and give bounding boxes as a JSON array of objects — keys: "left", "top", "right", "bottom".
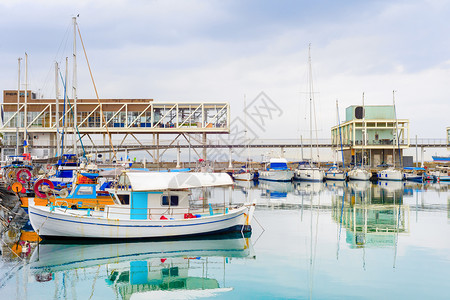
[{"left": 34, "top": 179, "right": 54, "bottom": 199}]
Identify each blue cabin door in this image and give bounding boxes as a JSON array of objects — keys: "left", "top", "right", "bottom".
[{"left": 130, "top": 192, "right": 148, "bottom": 220}]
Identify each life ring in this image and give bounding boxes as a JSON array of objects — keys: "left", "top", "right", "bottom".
[
  {"left": 46, "top": 164, "right": 52, "bottom": 170},
  {"left": 34, "top": 179, "right": 54, "bottom": 199},
  {"left": 17, "top": 169, "right": 32, "bottom": 184}
]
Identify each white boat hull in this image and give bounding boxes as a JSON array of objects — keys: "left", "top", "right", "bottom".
[
  {"left": 348, "top": 169, "right": 371, "bottom": 181},
  {"left": 377, "top": 168, "right": 403, "bottom": 181},
  {"left": 258, "top": 170, "right": 293, "bottom": 182},
  {"left": 294, "top": 168, "right": 324, "bottom": 182},
  {"left": 29, "top": 204, "right": 254, "bottom": 239},
  {"left": 233, "top": 172, "right": 254, "bottom": 181},
  {"left": 324, "top": 171, "right": 347, "bottom": 181}
]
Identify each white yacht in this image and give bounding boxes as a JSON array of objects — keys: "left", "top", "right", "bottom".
[
  {"left": 258, "top": 158, "right": 294, "bottom": 182},
  {"left": 294, "top": 162, "right": 324, "bottom": 182},
  {"left": 348, "top": 168, "right": 371, "bottom": 181},
  {"left": 377, "top": 167, "right": 403, "bottom": 181},
  {"left": 324, "top": 165, "right": 347, "bottom": 181}
]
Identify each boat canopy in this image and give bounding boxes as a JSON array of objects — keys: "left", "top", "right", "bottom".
[
  {"left": 403, "top": 167, "right": 425, "bottom": 171},
  {"left": 268, "top": 158, "right": 288, "bottom": 170},
  {"left": 125, "top": 172, "right": 233, "bottom": 191}
]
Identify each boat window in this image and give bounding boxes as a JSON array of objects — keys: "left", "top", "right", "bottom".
[
  {"left": 162, "top": 195, "right": 179, "bottom": 206},
  {"left": 76, "top": 186, "right": 94, "bottom": 195},
  {"left": 118, "top": 194, "right": 130, "bottom": 205}
]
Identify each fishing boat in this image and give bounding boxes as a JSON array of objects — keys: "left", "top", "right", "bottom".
[
  {"left": 20, "top": 163, "right": 115, "bottom": 213},
  {"left": 28, "top": 172, "right": 256, "bottom": 239},
  {"left": 258, "top": 158, "right": 294, "bottom": 182}
]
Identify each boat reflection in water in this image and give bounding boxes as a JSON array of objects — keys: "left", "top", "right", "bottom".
[
  {"left": 332, "top": 183, "right": 409, "bottom": 249},
  {"left": 293, "top": 181, "right": 324, "bottom": 195},
  {"left": 259, "top": 180, "right": 293, "bottom": 199},
  {"left": 29, "top": 234, "right": 254, "bottom": 299}
]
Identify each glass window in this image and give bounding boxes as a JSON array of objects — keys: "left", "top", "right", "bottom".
[
  {"left": 162, "top": 195, "right": 179, "bottom": 206},
  {"left": 77, "top": 186, "right": 94, "bottom": 196}
]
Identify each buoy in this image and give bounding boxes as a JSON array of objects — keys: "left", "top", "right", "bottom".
[{"left": 11, "top": 182, "right": 23, "bottom": 193}]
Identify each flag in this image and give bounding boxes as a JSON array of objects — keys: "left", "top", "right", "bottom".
[{"left": 23, "top": 140, "right": 28, "bottom": 148}]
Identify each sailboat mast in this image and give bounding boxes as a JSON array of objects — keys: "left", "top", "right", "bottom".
[
  {"left": 16, "top": 57, "right": 21, "bottom": 156},
  {"left": 362, "top": 92, "right": 366, "bottom": 167},
  {"left": 393, "top": 90, "right": 400, "bottom": 167},
  {"left": 308, "top": 44, "right": 313, "bottom": 163},
  {"left": 72, "top": 16, "right": 78, "bottom": 155},
  {"left": 55, "top": 62, "right": 60, "bottom": 158},
  {"left": 244, "top": 94, "right": 249, "bottom": 169},
  {"left": 336, "top": 100, "right": 345, "bottom": 167},
  {"left": 24, "top": 53, "right": 28, "bottom": 155}
]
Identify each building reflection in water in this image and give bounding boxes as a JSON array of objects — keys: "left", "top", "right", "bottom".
[{"left": 332, "top": 181, "right": 410, "bottom": 249}]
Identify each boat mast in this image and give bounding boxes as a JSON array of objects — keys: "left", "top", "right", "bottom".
[
  {"left": 362, "top": 92, "right": 366, "bottom": 168},
  {"left": 308, "top": 44, "right": 313, "bottom": 164},
  {"left": 55, "top": 62, "right": 60, "bottom": 158},
  {"left": 244, "top": 94, "right": 249, "bottom": 169},
  {"left": 336, "top": 100, "right": 345, "bottom": 167},
  {"left": 72, "top": 16, "right": 78, "bottom": 155},
  {"left": 16, "top": 57, "right": 21, "bottom": 156},
  {"left": 393, "top": 90, "right": 400, "bottom": 167},
  {"left": 24, "top": 53, "right": 28, "bottom": 155}
]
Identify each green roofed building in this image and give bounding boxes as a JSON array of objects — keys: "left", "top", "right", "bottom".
[{"left": 331, "top": 105, "right": 410, "bottom": 167}]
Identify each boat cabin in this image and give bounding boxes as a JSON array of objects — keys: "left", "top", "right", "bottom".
[
  {"left": 106, "top": 172, "right": 233, "bottom": 221},
  {"left": 267, "top": 158, "right": 289, "bottom": 171}
]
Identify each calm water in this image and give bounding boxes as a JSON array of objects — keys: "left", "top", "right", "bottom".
[{"left": 1, "top": 180, "right": 449, "bottom": 299}]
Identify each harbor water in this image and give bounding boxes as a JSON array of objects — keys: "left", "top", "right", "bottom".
[{"left": 1, "top": 180, "right": 449, "bottom": 299}]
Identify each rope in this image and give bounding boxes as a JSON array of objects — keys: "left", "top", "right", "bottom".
[
  {"left": 58, "top": 71, "right": 86, "bottom": 158},
  {"left": 77, "top": 24, "right": 117, "bottom": 161}
]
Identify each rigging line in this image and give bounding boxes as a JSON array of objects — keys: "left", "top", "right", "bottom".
[
  {"left": 76, "top": 23, "right": 117, "bottom": 161},
  {"left": 59, "top": 71, "right": 86, "bottom": 158},
  {"left": 39, "top": 21, "right": 72, "bottom": 98},
  {"left": 59, "top": 71, "right": 67, "bottom": 155}
]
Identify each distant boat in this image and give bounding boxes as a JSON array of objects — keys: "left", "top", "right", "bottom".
[
  {"left": 293, "top": 45, "right": 324, "bottom": 183},
  {"left": 348, "top": 93, "right": 370, "bottom": 182},
  {"left": 294, "top": 161, "right": 324, "bottom": 182},
  {"left": 29, "top": 172, "right": 256, "bottom": 240},
  {"left": 258, "top": 158, "right": 294, "bottom": 182},
  {"left": 377, "top": 91, "right": 404, "bottom": 181},
  {"left": 432, "top": 156, "right": 450, "bottom": 162},
  {"left": 377, "top": 167, "right": 403, "bottom": 181},
  {"left": 324, "top": 165, "right": 347, "bottom": 181},
  {"left": 428, "top": 166, "right": 450, "bottom": 181},
  {"left": 348, "top": 168, "right": 371, "bottom": 181},
  {"left": 403, "top": 167, "right": 425, "bottom": 182},
  {"left": 233, "top": 167, "right": 254, "bottom": 181}
]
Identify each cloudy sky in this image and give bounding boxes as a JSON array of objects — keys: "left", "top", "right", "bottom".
[{"left": 0, "top": 0, "right": 449, "bottom": 159}]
